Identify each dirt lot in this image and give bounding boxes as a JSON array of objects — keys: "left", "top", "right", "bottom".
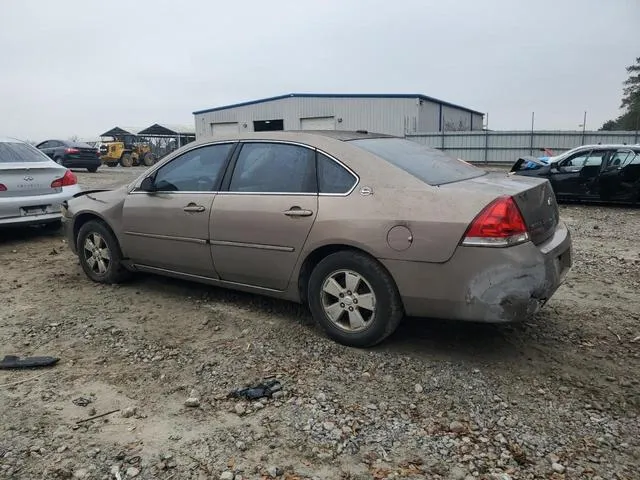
[{"left": 1, "top": 166, "right": 639, "bottom": 480}]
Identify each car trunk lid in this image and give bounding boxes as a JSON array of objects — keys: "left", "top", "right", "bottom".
[
  {"left": 0, "top": 163, "right": 66, "bottom": 197},
  {"left": 441, "top": 173, "right": 559, "bottom": 246}
]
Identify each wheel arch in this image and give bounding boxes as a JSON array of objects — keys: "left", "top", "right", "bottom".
[
  {"left": 297, "top": 243, "right": 400, "bottom": 306},
  {"left": 72, "top": 212, "right": 120, "bottom": 252}
]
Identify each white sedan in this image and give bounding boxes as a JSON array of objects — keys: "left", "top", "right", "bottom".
[{"left": 0, "top": 137, "right": 81, "bottom": 228}]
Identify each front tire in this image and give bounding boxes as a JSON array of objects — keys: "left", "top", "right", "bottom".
[
  {"left": 77, "top": 220, "right": 131, "bottom": 284},
  {"left": 307, "top": 251, "right": 403, "bottom": 347},
  {"left": 87, "top": 166, "right": 98, "bottom": 173},
  {"left": 106, "top": 161, "right": 118, "bottom": 168},
  {"left": 120, "top": 153, "right": 133, "bottom": 167}
]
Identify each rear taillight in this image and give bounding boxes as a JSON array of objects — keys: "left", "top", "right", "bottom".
[
  {"left": 0, "top": 183, "right": 7, "bottom": 192},
  {"left": 51, "top": 170, "right": 77, "bottom": 188},
  {"left": 65, "top": 147, "right": 80, "bottom": 154},
  {"left": 461, "top": 195, "right": 529, "bottom": 247}
]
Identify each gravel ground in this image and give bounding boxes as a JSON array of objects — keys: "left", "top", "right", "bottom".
[{"left": 1, "top": 166, "right": 639, "bottom": 480}]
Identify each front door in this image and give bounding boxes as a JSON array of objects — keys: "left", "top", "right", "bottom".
[
  {"left": 210, "top": 142, "right": 318, "bottom": 290},
  {"left": 550, "top": 149, "right": 608, "bottom": 198},
  {"left": 120, "top": 142, "right": 235, "bottom": 277}
]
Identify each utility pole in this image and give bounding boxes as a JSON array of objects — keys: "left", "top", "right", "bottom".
[{"left": 530, "top": 112, "right": 535, "bottom": 155}]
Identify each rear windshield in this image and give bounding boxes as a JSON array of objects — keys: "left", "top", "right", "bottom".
[
  {"left": 0, "top": 142, "right": 49, "bottom": 163},
  {"left": 350, "top": 138, "right": 485, "bottom": 186}
]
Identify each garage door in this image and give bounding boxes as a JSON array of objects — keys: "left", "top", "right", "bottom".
[
  {"left": 210, "top": 122, "right": 239, "bottom": 136},
  {"left": 300, "top": 116, "right": 335, "bottom": 130}
]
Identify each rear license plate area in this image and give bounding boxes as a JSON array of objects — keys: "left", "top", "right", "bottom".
[{"left": 20, "top": 205, "right": 53, "bottom": 217}]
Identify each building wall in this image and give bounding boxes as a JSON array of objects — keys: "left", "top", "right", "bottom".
[
  {"left": 195, "top": 96, "right": 482, "bottom": 139},
  {"left": 406, "top": 130, "right": 640, "bottom": 163}
]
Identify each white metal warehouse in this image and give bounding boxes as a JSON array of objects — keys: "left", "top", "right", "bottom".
[{"left": 193, "top": 93, "right": 484, "bottom": 139}]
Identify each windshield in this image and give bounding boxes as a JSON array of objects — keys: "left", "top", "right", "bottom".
[
  {"left": 350, "top": 138, "right": 485, "bottom": 186},
  {"left": 0, "top": 142, "right": 50, "bottom": 163}
]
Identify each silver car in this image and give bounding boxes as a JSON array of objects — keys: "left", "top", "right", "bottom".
[{"left": 0, "top": 137, "right": 81, "bottom": 228}]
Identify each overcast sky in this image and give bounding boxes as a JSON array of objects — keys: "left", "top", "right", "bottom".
[{"left": 1, "top": 0, "right": 638, "bottom": 141}]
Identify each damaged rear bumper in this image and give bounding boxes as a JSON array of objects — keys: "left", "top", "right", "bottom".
[{"left": 381, "top": 222, "right": 572, "bottom": 323}]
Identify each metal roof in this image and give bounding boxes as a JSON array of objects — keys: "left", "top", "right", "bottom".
[
  {"left": 99, "top": 126, "right": 142, "bottom": 137},
  {"left": 193, "top": 93, "right": 484, "bottom": 116},
  {"left": 138, "top": 123, "right": 195, "bottom": 136}
]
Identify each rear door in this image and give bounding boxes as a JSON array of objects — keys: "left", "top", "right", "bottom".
[
  {"left": 599, "top": 149, "right": 640, "bottom": 201},
  {"left": 120, "top": 142, "right": 235, "bottom": 277},
  {"left": 210, "top": 141, "right": 318, "bottom": 290}
]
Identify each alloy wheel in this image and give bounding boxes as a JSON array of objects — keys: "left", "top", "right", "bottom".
[
  {"left": 83, "top": 232, "right": 111, "bottom": 275},
  {"left": 321, "top": 269, "right": 376, "bottom": 332}
]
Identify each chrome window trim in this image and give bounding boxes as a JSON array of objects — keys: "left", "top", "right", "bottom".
[
  {"left": 127, "top": 139, "right": 361, "bottom": 198},
  {"left": 128, "top": 140, "right": 237, "bottom": 194},
  {"left": 315, "top": 149, "right": 359, "bottom": 197},
  {"left": 232, "top": 140, "right": 360, "bottom": 197}
]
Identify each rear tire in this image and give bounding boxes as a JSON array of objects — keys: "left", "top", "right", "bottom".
[
  {"left": 87, "top": 166, "right": 98, "bottom": 173},
  {"left": 307, "top": 251, "right": 403, "bottom": 347},
  {"left": 142, "top": 152, "right": 156, "bottom": 166},
  {"left": 106, "top": 161, "right": 118, "bottom": 168},
  {"left": 120, "top": 153, "right": 133, "bottom": 168},
  {"left": 77, "top": 220, "right": 131, "bottom": 284}
]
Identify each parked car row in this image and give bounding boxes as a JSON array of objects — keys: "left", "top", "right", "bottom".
[{"left": 12, "top": 132, "right": 640, "bottom": 347}]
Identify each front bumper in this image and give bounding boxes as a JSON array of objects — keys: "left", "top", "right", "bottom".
[{"left": 381, "top": 222, "right": 572, "bottom": 323}]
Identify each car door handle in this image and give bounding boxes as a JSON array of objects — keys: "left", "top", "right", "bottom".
[
  {"left": 183, "top": 204, "right": 206, "bottom": 213},
  {"left": 284, "top": 207, "right": 313, "bottom": 217}
]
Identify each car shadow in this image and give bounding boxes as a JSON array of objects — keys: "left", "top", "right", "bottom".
[
  {"left": 0, "top": 225, "right": 63, "bottom": 246},
  {"left": 135, "top": 274, "right": 547, "bottom": 366},
  {"left": 377, "top": 316, "right": 533, "bottom": 364}
]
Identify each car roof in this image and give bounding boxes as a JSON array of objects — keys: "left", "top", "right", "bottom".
[
  {"left": 189, "top": 130, "right": 398, "bottom": 148},
  {"left": 0, "top": 136, "right": 24, "bottom": 143},
  {"left": 573, "top": 144, "right": 640, "bottom": 150}
]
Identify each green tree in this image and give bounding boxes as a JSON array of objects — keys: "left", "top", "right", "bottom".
[{"left": 600, "top": 56, "right": 640, "bottom": 131}]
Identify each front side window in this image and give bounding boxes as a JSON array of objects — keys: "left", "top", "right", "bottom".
[
  {"left": 561, "top": 151, "right": 591, "bottom": 169},
  {"left": 153, "top": 143, "right": 233, "bottom": 192},
  {"left": 229, "top": 142, "right": 316, "bottom": 193},
  {"left": 350, "top": 138, "right": 484, "bottom": 186},
  {"left": 317, "top": 153, "right": 357, "bottom": 194}
]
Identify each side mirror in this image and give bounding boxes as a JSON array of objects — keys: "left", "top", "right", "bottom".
[{"left": 139, "top": 176, "right": 156, "bottom": 192}]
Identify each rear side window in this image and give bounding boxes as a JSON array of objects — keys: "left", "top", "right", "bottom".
[
  {"left": 350, "top": 138, "right": 484, "bottom": 186},
  {"left": 229, "top": 143, "right": 316, "bottom": 193},
  {"left": 0, "top": 142, "right": 50, "bottom": 163},
  {"left": 317, "top": 153, "right": 357, "bottom": 194}
]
